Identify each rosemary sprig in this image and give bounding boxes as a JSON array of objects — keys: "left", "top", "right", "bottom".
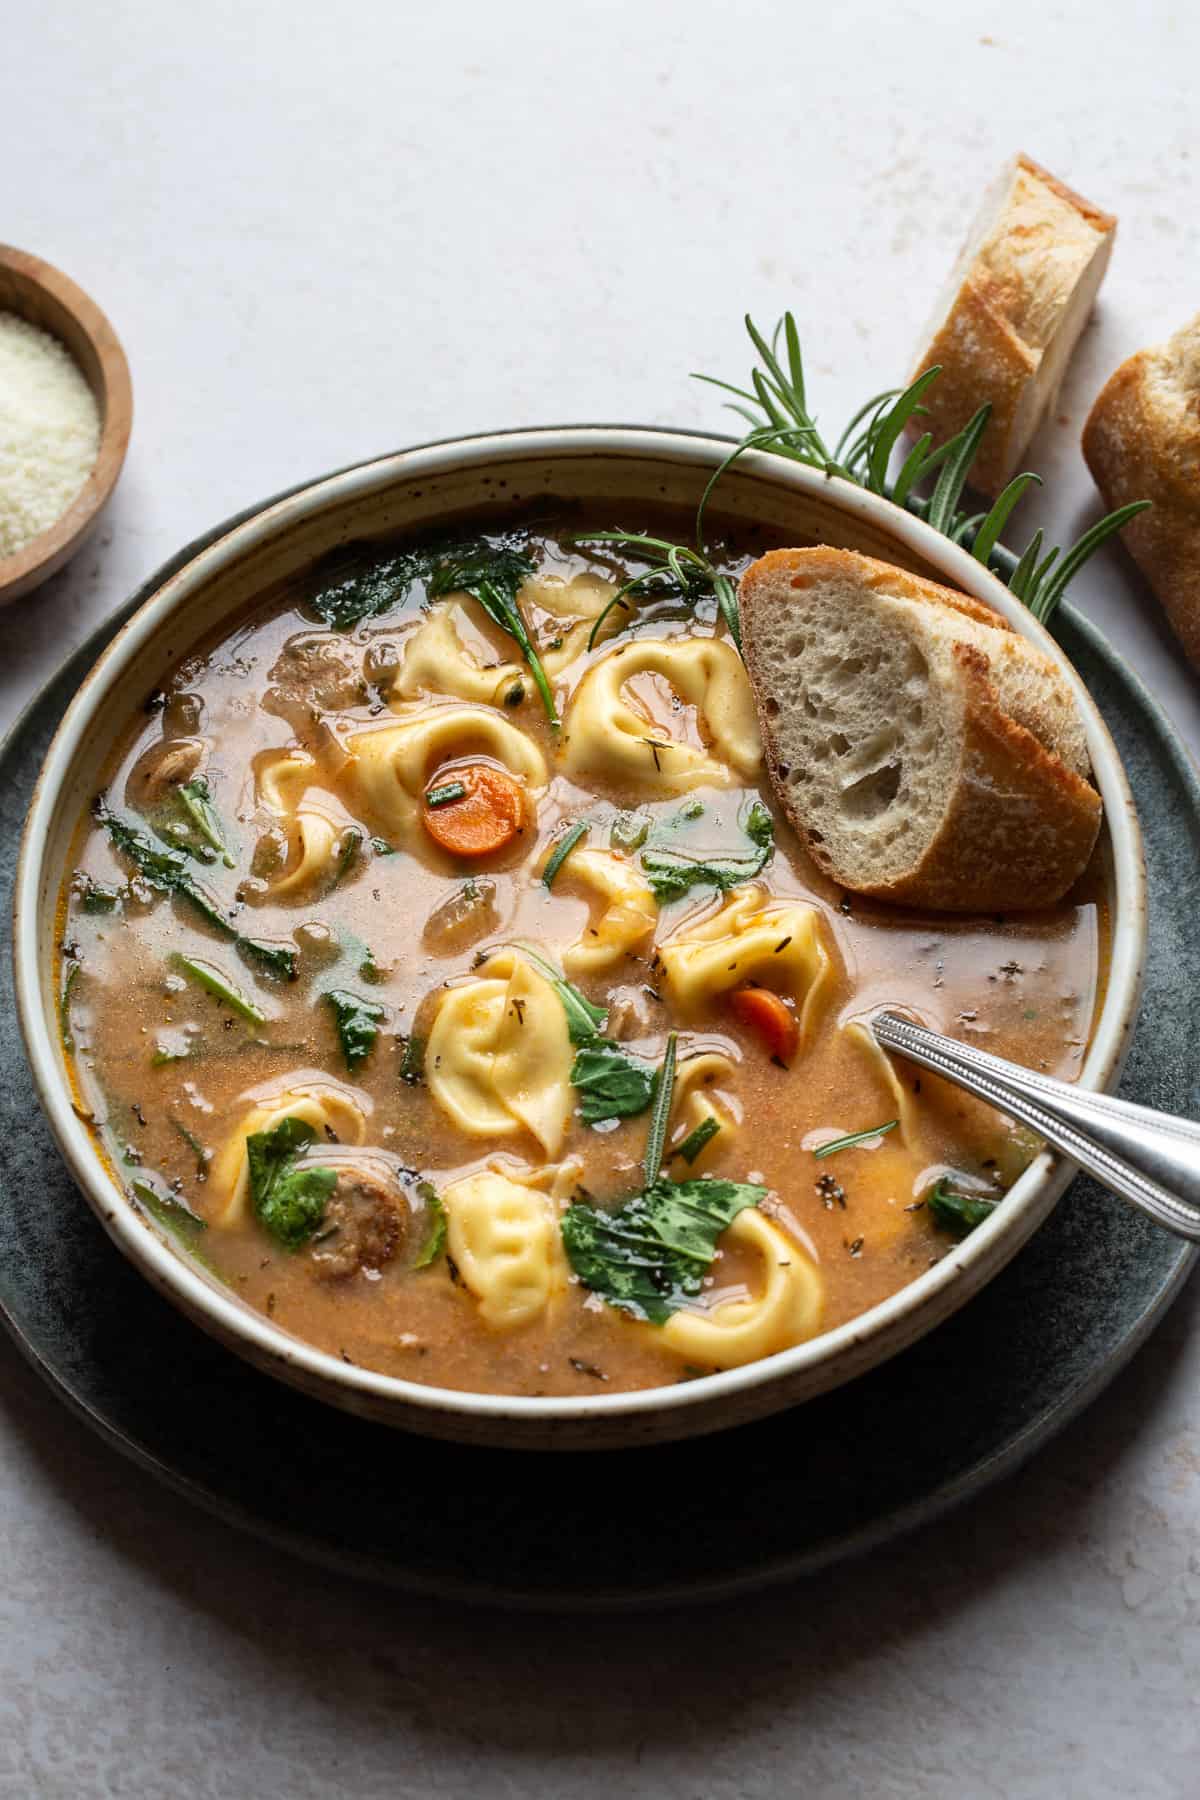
[
  {"left": 577, "top": 532, "right": 742, "bottom": 651},
  {"left": 695, "top": 312, "right": 1150, "bottom": 627}
]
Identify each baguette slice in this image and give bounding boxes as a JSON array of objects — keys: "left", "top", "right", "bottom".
[
  {"left": 738, "top": 548, "right": 1102, "bottom": 913},
  {"left": 1082, "top": 313, "right": 1200, "bottom": 668},
  {"left": 910, "top": 154, "right": 1116, "bottom": 496}
]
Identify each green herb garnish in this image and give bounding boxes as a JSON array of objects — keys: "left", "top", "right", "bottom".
[
  {"left": 692, "top": 312, "right": 1150, "bottom": 627},
  {"left": 59, "top": 958, "right": 81, "bottom": 1051},
  {"left": 425, "top": 781, "right": 467, "bottom": 809},
  {"left": 570, "top": 1038, "right": 657, "bottom": 1126},
  {"left": 328, "top": 827, "right": 362, "bottom": 890},
  {"left": 561, "top": 1175, "right": 764, "bottom": 1324},
  {"left": 813, "top": 1118, "right": 899, "bottom": 1159},
  {"left": 640, "top": 798, "right": 774, "bottom": 904},
  {"left": 307, "top": 545, "right": 428, "bottom": 630},
  {"left": 130, "top": 1176, "right": 208, "bottom": 1240},
  {"left": 324, "top": 987, "right": 385, "bottom": 1071},
  {"left": 542, "top": 821, "right": 589, "bottom": 889},
  {"left": 926, "top": 1178, "right": 999, "bottom": 1236},
  {"left": 643, "top": 1030, "right": 678, "bottom": 1185},
  {"left": 170, "top": 1115, "right": 211, "bottom": 1178},
  {"left": 246, "top": 1115, "right": 337, "bottom": 1249},
  {"left": 514, "top": 944, "right": 607, "bottom": 1043},
  {"left": 400, "top": 1033, "right": 427, "bottom": 1085},
  {"left": 427, "top": 545, "right": 559, "bottom": 727},
  {"left": 177, "top": 776, "right": 235, "bottom": 867},
  {"left": 575, "top": 532, "right": 742, "bottom": 651},
  {"left": 97, "top": 804, "right": 296, "bottom": 979},
  {"left": 75, "top": 874, "right": 121, "bottom": 913},
  {"left": 412, "top": 1180, "right": 446, "bottom": 1268},
  {"left": 172, "top": 953, "right": 267, "bottom": 1025},
  {"left": 674, "top": 1116, "right": 720, "bottom": 1165},
  {"left": 610, "top": 810, "right": 650, "bottom": 854}
]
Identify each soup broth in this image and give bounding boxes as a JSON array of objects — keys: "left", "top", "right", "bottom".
[{"left": 57, "top": 513, "right": 1105, "bottom": 1396}]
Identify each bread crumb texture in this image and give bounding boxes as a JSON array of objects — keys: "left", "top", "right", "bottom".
[
  {"left": 739, "top": 547, "right": 1101, "bottom": 913},
  {"left": 0, "top": 311, "right": 100, "bottom": 558}
]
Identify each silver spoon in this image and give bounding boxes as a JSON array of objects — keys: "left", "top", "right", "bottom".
[{"left": 871, "top": 1011, "right": 1200, "bottom": 1243}]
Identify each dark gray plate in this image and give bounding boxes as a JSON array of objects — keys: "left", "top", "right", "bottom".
[{"left": 1, "top": 492, "right": 1197, "bottom": 1612}]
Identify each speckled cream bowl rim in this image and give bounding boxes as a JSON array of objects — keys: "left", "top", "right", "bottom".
[{"left": 12, "top": 427, "right": 1147, "bottom": 1451}]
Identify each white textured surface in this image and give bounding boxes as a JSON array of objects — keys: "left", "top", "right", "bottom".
[{"left": 2, "top": 2, "right": 1199, "bottom": 1794}]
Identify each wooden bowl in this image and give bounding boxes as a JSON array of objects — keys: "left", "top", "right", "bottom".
[{"left": 0, "top": 246, "right": 133, "bottom": 606}]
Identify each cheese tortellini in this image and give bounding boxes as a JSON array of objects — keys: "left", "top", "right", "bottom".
[
  {"left": 391, "top": 598, "right": 523, "bottom": 707},
  {"left": 844, "top": 1018, "right": 917, "bottom": 1142},
  {"left": 426, "top": 951, "right": 574, "bottom": 1155},
  {"left": 657, "top": 888, "right": 833, "bottom": 1040},
  {"left": 652, "top": 1209, "right": 823, "bottom": 1368},
  {"left": 561, "top": 638, "right": 762, "bottom": 795},
  {"left": 667, "top": 1051, "right": 740, "bottom": 1168},
  {"left": 442, "top": 1167, "right": 569, "bottom": 1329},
  {"left": 525, "top": 571, "right": 622, "bottom": 675},
  {"left": 209, "top": 1080, "right": 369, "bottom": 1229},
  {"left": 554, "top": 847, "right": 657, "bottom": 976},
  {"left": 347, "top": 706, "right": 547, "bottom": 844},
  {"left": 255, "top": 749, "right": 354, "bottom": 897}
]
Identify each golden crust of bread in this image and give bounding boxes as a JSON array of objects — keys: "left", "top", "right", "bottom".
[
  {"left": 910, "top": 153, "right": 1116, "bottom": 497},
  {"left": 739, "top": 547, "right": 1103, "bottom": 914},
  {"left": 1082, "top": 314, "right": 1200, "bottom": 669}
]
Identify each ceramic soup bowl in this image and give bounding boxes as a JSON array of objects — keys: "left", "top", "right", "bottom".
[{"left": 13, "top": 428, "right": 1146, "bottom": 1449}]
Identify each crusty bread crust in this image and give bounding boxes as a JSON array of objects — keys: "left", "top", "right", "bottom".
[
  {"left": 739, "top": 547, "right": 1102, "bottom": 913},
  {"left": 910, "top": 154, "right": 1116, "bottom": 497},
  {"left": 1082, "top": 313, "right": 1200, "bottom": 668}
]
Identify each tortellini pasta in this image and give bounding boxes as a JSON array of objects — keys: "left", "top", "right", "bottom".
[
  {"left": 255, "top": 749, "right": 355, "bottom": 897},
  {"left": 524, "top": 571, "right": 622, "bottom": 676},
  {"left": 561, "top": 638, "right": 762, "bottom": 795},
  {"left": 442, "top": 1167, "right": 568, "bottom": 1329},
  {"left": 553, "top": 847, "right": 657, "bottom": 976},
  {"left": 391, "top": 598, "right": 523, "bottom": 707},
  {"left": 426, "top": 951, "right": 574, "bottom": 1155},
  {"left": 347, "top": 706, "right": 547, "bottom": 844},
  {"left": 209, "top": 1080, "right": 369, "bottom": 1229},
  {"left": 843, "top": 1018, "right": 917, "bottom": 1142},
  {"left": 657, "top": 888, "right": 833, "bottom": 1041},
  {"left": 652, "top": 1208, "right": 823, "bottom": 1368},
  {"left": 667, "top": 1051, "right": 740, "bottom": 1168}
]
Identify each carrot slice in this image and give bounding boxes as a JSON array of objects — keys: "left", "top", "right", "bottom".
[
  {"left": 728, "top": 985, "right": 799, "bottom": 1066},
  {"left": 421, "top": 764, "right": 525, "bottom": 858}
]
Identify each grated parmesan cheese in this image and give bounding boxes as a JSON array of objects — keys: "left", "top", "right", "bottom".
[{"left": 0, "top": 311, "right": 101, "bottom": 559}]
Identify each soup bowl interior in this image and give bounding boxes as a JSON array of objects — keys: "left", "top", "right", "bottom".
[{"left": 13, "top": 428, "right": 1146, "bottom": 1449}]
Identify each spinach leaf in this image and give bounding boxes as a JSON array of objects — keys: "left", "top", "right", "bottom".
[
  {"left": 926, "top": 1179, "right": 999, "bottom": 1237},
  {"left": 307, "top": 546, "right": 426, "bottom": 630},
  {"left": 176, "top": 776, "right": 235, "bottom": 867},
  {"left": 428, "top": 546, "right": 558, "bottom": 727},
  {"left": 173, "top": 953, "right": 266, "bottom": 1025},
  {"left": 561, "top": 1176, "right": 765, "bottom": 1325},
  {"left": 246, "top": 1116, "right": 337, "bottom": 1249},
  {"left": 324, "top": 987, "right": 385, "bottom": 1071},
  {"left": 570, "top": 1039, "right": 657, "bottom": 1125},
  {"left": 610, "top": 810, "right": 650, "bottom": 854},
  {"left": 131, "top": 1176, "right": 208, "bottom": 1240},
  {"left": 97, "top": 802, "right": 297, "bottom": 979},
  {"left": 400, "top": 1032, "right": 426, "bottom": 1085},
  {"left": 237, "top": 937, "right": 299, "bottom": 981},
  {"left": 515, "top": 944, "right": 607, "bottom": 1043},
  {"left": 640, "top": 798, "right": 774, "bottom": 903},
  {"left": 74, "top": 873, "right": 121, "bottom": 913},
  {"left": 412, "top": 1180, "right": 446, "bottom": 1268}
]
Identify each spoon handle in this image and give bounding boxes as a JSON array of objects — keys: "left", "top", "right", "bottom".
[{"left": 871, "top": 1011, "right": 1200, "bottom": 1243}]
